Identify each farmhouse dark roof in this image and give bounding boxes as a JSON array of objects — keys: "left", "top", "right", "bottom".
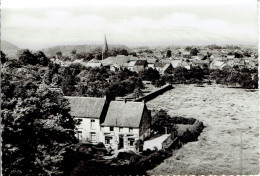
[
  {"left": 86, "top": 62, "right": 102, "bottom": 67},
  {"left": 134, "top": 60, "right": 147, "bottom": 66},
  {"left": 194, "top": 60, "right": 209, "bottom": 64},
  {"left": 65, "top": 96, "right": 106, "bottom": 118},
  {"left": 101, "top": 101, "right": 145, "bottom": 128},
  {"left": 101, "top": 55, "right": 130, "bottom": 66},
  {"left": 147, "top": 58, "right": 158, "bottom": 64},
  {"left": 161, "top": 63, "right": 172, "bottom": 73},
  {"left": 154, "top": 62, "right": 167, "bottom": 68},
  {"left": 159, "top": 59, "right": 171, "bottom": 64}
]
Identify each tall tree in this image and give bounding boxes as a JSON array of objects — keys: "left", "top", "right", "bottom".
[
  {"left": 1, "top": 50, "right": 7, "bottom": 64},
  {"left": 71, "top": 49, "right": 77, "bottom": 55},
  {"left": 133, "top": 87, "right": 144, "bottom": 98},
  {"left": 34, "top": 51, "right": 50, "bottom": 66},
  {"left": 139, "top": 68, "right": 160, "bottom": 83},
  {"left": 152, "top": 110, "right": 177, "bottom": 134},
  {"left": 190, "top": 48, "right": 199, "bottom": 56},
  {"left": 173, "top": 67, "right": 187, "bottom": 84},
  {"left": 18, "top": 49, "right": 37, "bottom": 65},
  {"left": 166, "top": 49, "right": 172, "bottom": 58},
  {"left": 1, "top": 68, "right": 78, "bottom": 175},
  {"left": 56, "top": 51, "right": 63, "bottom": 60}
]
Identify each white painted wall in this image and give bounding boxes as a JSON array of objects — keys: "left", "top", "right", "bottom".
[
  {"left": 100, "top": 126, "right": 140, "bottom": 150},
  {"left": 75, "top": 118, "right": 149, "bottom": 152},
  {"left": 143, "top": 134, "right": 170, "bottom": 151},
  {"left": 76, "top": 118, "right": 101, "bottom": 144}
]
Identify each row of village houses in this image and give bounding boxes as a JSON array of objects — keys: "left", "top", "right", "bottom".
[
  {"left": 65, "top": 96, "right": 151, "bottom": 151},
  {"left": 53, "top": 53, "right": 257, "bottom": 74},
  {"left": 132, "top": 47, "right": 257, "bottom": 60}
]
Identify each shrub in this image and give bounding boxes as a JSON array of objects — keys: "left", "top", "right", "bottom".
[
  {"left": 129, "top": 155, "right": 141, "bottom": 163},
  {"left": 117, "top": 151, "right": 138, "bottom": 160},
  {"left": 135, "top": 139, "right": 144, "bottom": 152},
  {"left": 180, "top": 129, "right": 194, "bottom": 143},
  {"left": 142, "top": 149, "right": 154, "bottom": 156},
  {"left": 171, "top": 116, "right": 196, "bottom": 124},
  {"left": 179, "top": 120, "right": 204, "bottom": 143},
  {"left": 136, "top": 149, "right": 172, "bottom": 171},
  {"left": 96, "top": 142, "right": 106, "bottom": 149}
]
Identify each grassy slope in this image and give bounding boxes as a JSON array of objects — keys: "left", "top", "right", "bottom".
[{"left": 146, "top": 84, "right": 259, "bottom": 175}]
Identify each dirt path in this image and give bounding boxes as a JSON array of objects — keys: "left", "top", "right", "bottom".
[{"left": 146, "top": 84, "right": 259, "bottom": 175}]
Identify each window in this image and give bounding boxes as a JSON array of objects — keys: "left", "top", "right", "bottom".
[
  {"left": 90, "top": 119, "right": 95, "bottom": 129},
  {"left": 128, "top": 138, "right": 135, "bottom": 146},
  {"left": 105, "top": 136, "right": 112, "bottom": 144},
  {"left": 129, "top": 128, "right": 133, "bottom": 133},
  {"left": 77, "top": 131, "right": 82, "bottom": 143},
  {"left": 90, "top": 132, "right": 96, "bottom": 142},
  {"left": 76, "top": 118, "right": 83, "bottom": 129},
  {"left": 119, "top": 127, "right": 123, "bottom": 132},
  {"left": 110, "top": 127, "right": 114, "bottom": 131}
]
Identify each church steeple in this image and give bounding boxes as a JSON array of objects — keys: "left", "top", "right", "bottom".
[{"left": 102, "top": 35, "right": 109, "bottom": 60}]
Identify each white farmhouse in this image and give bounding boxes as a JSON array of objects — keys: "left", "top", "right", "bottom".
[
  {"left": 65, "top": 96, "right": 108, "bottom": 144},
  {"left": 65, "top": 96, "right": 152, "bottom": 152},
  {"left": 100, "top": 101, "right": 151, "bottom": 151}
]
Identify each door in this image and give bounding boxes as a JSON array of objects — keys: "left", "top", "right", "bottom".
[
  {"left": 90, "top": 132, "right": 96, "bottom": 142},
  {"left": 119, "top": 135, "right": 124, "bottom": 149},
  {"left": 77, "top": 131, "right": 82, "bottom": 143}
]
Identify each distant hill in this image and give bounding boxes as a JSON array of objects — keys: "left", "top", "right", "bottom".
[
  {"left": 1, "top": 40, "right": 19, "bottom": 51},
  {"left": 1, "top": 40, "right": 20, "bottom": 57},
  {"left": 0, "top": 40, "right": 130, "bottom": 58},
  {"left": 42, "top": 44, "right": 130, "bottom": 57}
]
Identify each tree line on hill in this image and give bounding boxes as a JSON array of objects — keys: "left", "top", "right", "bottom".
[
  {"left": 1, "top": 50, "right": 145, "bottom": 98},
  {"left": 209, "top": 68, "right": 258, "bottom": 89},
  {"left": 142, "top": 66, "right": 258, "bottom": 89},
  {"left": 55, "top": 47, "right": 135, "bottom": 62}
]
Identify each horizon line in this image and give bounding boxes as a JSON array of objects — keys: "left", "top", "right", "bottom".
[{"left": 1, "top": 39, "right": 258, "bottom": 51}]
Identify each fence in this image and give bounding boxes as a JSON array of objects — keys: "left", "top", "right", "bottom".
[{"left": 135, "top": 84, "right": 173, "bottom": 102}]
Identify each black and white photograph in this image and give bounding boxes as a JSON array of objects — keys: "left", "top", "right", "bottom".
[{"left": 1, "top": 0, "right": 259, "bottom": 175}]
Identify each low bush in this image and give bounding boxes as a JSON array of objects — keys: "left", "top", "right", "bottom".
[
  {"left": 171, "top": 116, "right": 197, "bottom": 124},
  {"left": 142, "top": 149, "right": 154, "bottom": 156},
  {"left": 117, "top": 151, "right": 138, "bottom": 160},
  {"left": 136, "top": 149, "right": 172, "bottom": 171},
  {"left": 178, "top": 120, "right": 204, "bottom": 143},
  {"left": 95, "top": 142, "right": 105, "bottom": 149},
  {"left": 135, "top": 139, "right": 144, "bottom": 152}
]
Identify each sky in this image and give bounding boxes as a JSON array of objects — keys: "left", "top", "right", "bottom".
[{"left": 1, "top": 0, "right": 258, "bottom": 49}]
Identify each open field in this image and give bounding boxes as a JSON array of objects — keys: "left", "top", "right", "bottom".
[{"left": 146, "top": 84, "right": 259, "bottom": 175}]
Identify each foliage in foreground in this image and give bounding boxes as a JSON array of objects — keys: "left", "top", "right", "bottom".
[{"left": 1, "top": 56, "right": 78, "bottom": 175}]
